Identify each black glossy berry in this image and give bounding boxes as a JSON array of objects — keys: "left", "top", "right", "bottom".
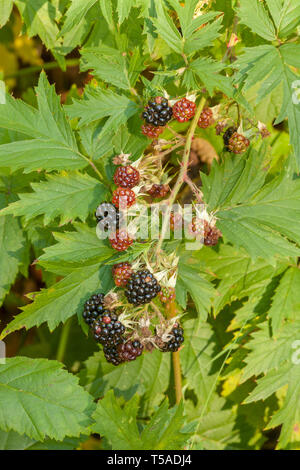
[
  {"left": 125, "top": 269, "right": 161, "bottom": 305},
  {"left": 162, "top": 323, "right": 184, "bottom": 352},
  {"left": 92, "top": 311, "right": 126, "bottom": 346},
  {"left": 142, "top": 97, "right": 173, "bottom": 127},
  {"left": 82, "top": 293, "right": 105, "bottom": 326},
  {"left": 95, "top": 202, "right": 122, "bottom": 232}
]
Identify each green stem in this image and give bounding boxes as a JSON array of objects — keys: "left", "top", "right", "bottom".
[
  {"left": 155, "top": 96, "right": 206, "bottom": 255},
  {"left": 56, "top": 317, "right": 73, "bottom": 363},
  {"left": 4, "top": 59, "right": 80, "bottom": 79}
]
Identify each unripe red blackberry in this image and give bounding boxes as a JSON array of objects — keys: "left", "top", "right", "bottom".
[
  {"left": 162, "top": 323, "right": 184, "bottom": 352},
  {"left": 173, "top": 98, "right": 196, "bottom": 122},
  {"left": 112, "top": 187, "right": 136, "bottom": 209},
  {"left": 117, "top": 340, "right": 143, "bottom": 362},
  {"left": 147, "top": 184, "right": 169, "bottom": 199},
  {"left": 92, "top": 311, "right": 126, "bottom": 346},
  {"left": 170, "top": 212, "right": 182, "bottom": 231},
  {"left": 142, "top": 96, "right": 173, "bottom": 127},
  {"left": 189, "top": 218, "right": 222, "bottom": 246},
  {"left": 82, "top": 293, "right": 105, "bottom": 325},
  {"left": 113, "top": 165, "right": 140, "bottom": 189},
  {"left": 228, "top": 132, "right": 250, "bottom": 154},
  {"left": 223, "top": 126, "right": 237, "bottom": 148},
  {"left": 109, "top": 229, "right": 134, "bottom": 251},
  {"left": 125, "top": 269, "right": 161, "bottom": 305},
  {"left": 95, "top": 202, "right": 122, "bottom": 232},
  {"left": 198, "top": 108, "right": 214, "bottom": 128},
  {"left": 158, "top": 287, "right": 176, "bottom": 303},
  {"left": 203, "top": 220, "right": 222, "bottom": 246},
  {"left": 112, "top": 262, "right": 133, "bottom": 287},
  {"left": 141, "top": 123, "right": 165, "bottom": 138}
]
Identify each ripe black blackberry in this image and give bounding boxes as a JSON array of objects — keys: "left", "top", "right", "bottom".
[
  {"left": 92, "top": 311, "right": 126, "bottom": 346},
  {"left": 223, "top": 126, "right": 237, "bottom": 149},
  {"left": 162, "top": 323, "right": 184, "bottom": 352},
  {"left": 82, "top": 293, "right": 105, "bottom": 326},
  {"left": 103, "top": 343, "right": 124, "bottom": 366},
  {"left": 142, "top": 97, "right": 173, "bottom": 127},
  {"left": 95, "top": 202, "right": 122, "bottom": 232},
  {"left": 125, "top": 269, "right": 161, "bottom": 305},
  {"left": 117, "top": 340, "right": 143, "bottom": 362}
]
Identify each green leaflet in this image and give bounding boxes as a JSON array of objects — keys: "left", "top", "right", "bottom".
[
  {"left": 0, "top": 0, "right": 13, "bottom": 27},
  {"left": 92, "top": 391, "right": 190, "bottom": 450},
  {"left": 202, "top": 149, "right": 300, "bottom": 260},
  {"left": 0, "top": 357, "right": 94, "bottom": 441},
  {"left": 1, "top": 172, "right": 108, "bottom": 225}
]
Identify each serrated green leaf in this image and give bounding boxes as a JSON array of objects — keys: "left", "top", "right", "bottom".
[
  {"left": 245, "top": 362, "right": 300, "bottom": 448},
  {"left": 203, "top": 150, "right": 300, "bottom": 260},
  {"left": 14, "top": 0, "right": 61, "bottom": 50},
  {"left": 60, "top": 0, "right": 98, "bottom": 35},
  {"left": 237, "top": 0, "right": 276, "bottom": 41},
  {"left": 235, "top": 44, "right": 300, "bottom": 169},
  {"left": 1, "top": 172, "right": 107, "bottom": 225},
  {"left": 0, "top": 430, "right": 34, "bottom": 450},
  {"left": 38, "top": 223, "right": 113, "bottom": 274},
  {"left": 268, "top": 267, "right": 300, "bottom": 333},
  {"left": 92, "top": 391, "right": 189, "bottom": 450},
  {"left": 80, "top": 45, "right": 143, "bottom": 90},
  {"left": 0, "top": 357, "right": 94, "bottom": 441},
  {"left": 186, "top": 57, "right": 234, "bottom": 97},
  {"left": 242, "top": 321, "right": 300, "bottom": 381},
  {"left": 0, "top": 264, "right": 106, "bottom": 337},
  {"left": 81, "top": 349, "right": 170, "bottom": 411},
  {"left": 117, "top": 0, "right": 135, "bottom": 25},
  {"left": 265, "top": 0, "right": 300, "bottom": 38},
  {"left": 181, "top": 318, "right": 218, "bottom": 406},
  {"left": 0, "top": 195, "right": 27, "bottom": 305},
  {"left": 0, "top": 72, "right": 85, "bottom": 172},
  {"left": 0, "top": 0, "right": 13, "bottom": 27},
  {"left": 177, "top": 252, "right": 215, "bottom": 319},
  {"left": 66, "top": 86, "right": 138, "bottom": 132}
]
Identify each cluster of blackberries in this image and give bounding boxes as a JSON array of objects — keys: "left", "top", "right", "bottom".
[
  {"left": 82, "top": 292, "right": 143, "bottom": 366},
  {"left": 125, "top": 269, "right": 161, "bottom": 305},
  {"left": 162, "top": 323, "right": 184, "bottom": 352},
  {"left": 143, "top": 97, "right": 173, "bottom": 127}
]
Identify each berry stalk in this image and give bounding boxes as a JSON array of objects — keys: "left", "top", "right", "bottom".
[
  {"left": 155, "top": 96, "right": 206, "bottom": 255},
  {"left": 168, "top": 299, "right": 183, "bottom": 405}
]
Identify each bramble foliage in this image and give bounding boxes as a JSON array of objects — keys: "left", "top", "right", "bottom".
[{"left": 0, "top": 0, "right": 300, "bottom": 450}]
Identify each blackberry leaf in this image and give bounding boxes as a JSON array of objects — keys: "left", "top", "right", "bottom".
[{"left": 0, "top": 357, "right": 94, "bottom": 441}]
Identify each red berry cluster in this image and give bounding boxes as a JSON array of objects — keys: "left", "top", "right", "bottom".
[
  {"left": 114, "top": 165, "right": 140, "bottom": 188},
  {"left": 112, "top": 187, "right": 136, "bottom": 209},
  {"left": 173, "top": 98, "right": 196, "bottom": 122},
  {"left": 142, "top": 123, "right": 165, "bottom": 139},
  {"left": 189, "top": 218, "right": 222, "bottom": 246},
  {"left": 147, "top": 184, "right": 169, "bottom": 199},
  {"left": 198, "top": 108, "right": 214, "bottom": 128},
  {"left": 113, "top": 262, "right": 133, "bottom": 287}
]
